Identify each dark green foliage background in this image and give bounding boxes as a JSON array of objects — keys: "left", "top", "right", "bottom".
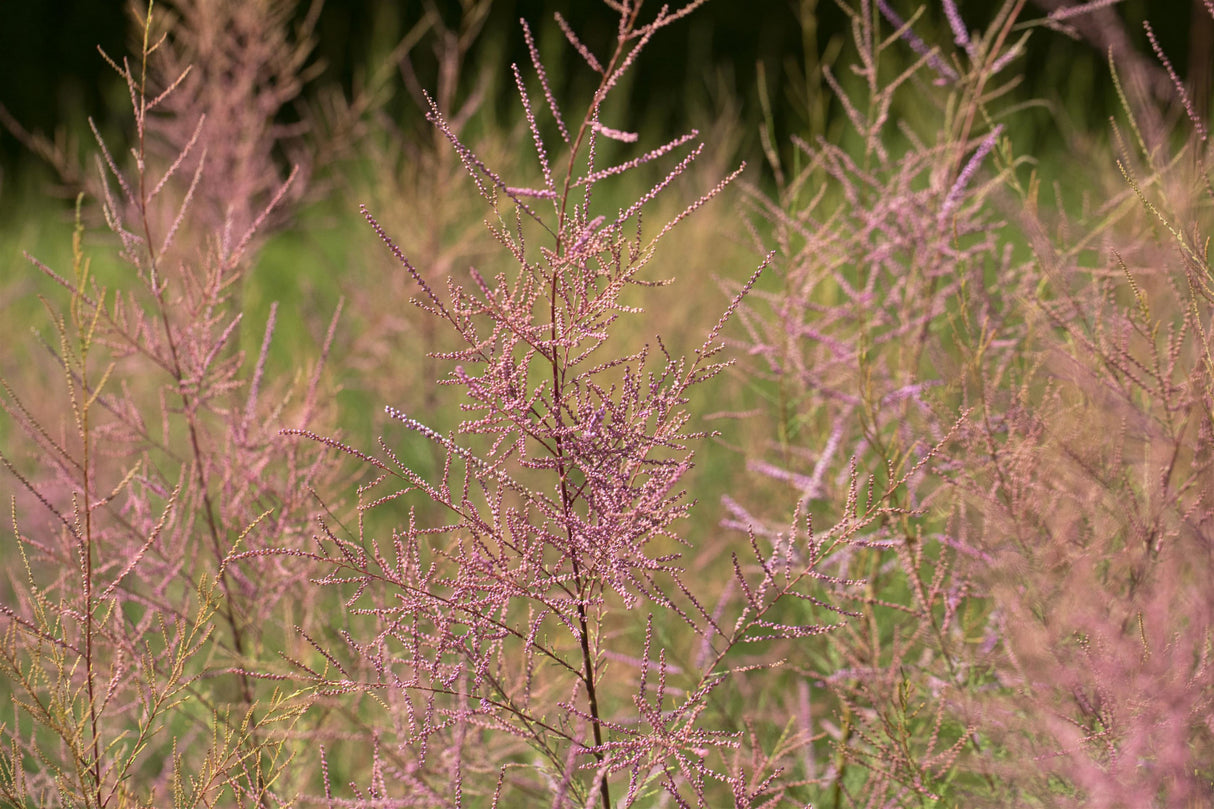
[{"left": 0, "top": 0, "right": 1197, "bottom": 185}]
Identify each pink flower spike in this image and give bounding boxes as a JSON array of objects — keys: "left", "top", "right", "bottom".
[
  {"left": 591, "top": 121, "right": 639, "bottom": 143},
  {"left": 942, "top": 0, "right": 971, "bottom": 51}
]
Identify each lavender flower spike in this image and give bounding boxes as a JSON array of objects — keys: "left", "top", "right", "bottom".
[{"left": 939, "top": 124, "right": 1003, "bottom": 225}]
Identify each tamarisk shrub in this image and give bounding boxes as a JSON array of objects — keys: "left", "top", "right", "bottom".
[
  {"left": 265, "top": 2, "right": 893, "bottom": 806},
  {"left": 727, "top": 1, "right": 1214, "bottom": 805},
  {"left": 947, "top": 9, "right": 1214, "bottom": 803},
  {"left": 728, "top": 0, "right": 1037, "bottom": 804},
  {"left": 0, "top": 1, "right": 343, "bottom": 804}
]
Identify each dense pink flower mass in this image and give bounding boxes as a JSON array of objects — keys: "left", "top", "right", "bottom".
[{"left": 1, "top": 0, "right": 1211, "bottom": 806}]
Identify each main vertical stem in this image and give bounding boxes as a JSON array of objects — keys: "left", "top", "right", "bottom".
[
  {"left": 551, "top": 267, "right": 612, "bottom": 808},
  {"left": 574, "top": 555, "right": 612, "bottom": 809},
  {"left": 132, "top": 14, "right": 268, "bottom": 803},
  {"left": 545, "top": 14, "right": 643, "bottom": 803},
  {"left": 68, "top": 192, "right": 104, "bottom": 806},
  {"left": 80, "top": 332, "right": 103, "bottom": 806}
]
